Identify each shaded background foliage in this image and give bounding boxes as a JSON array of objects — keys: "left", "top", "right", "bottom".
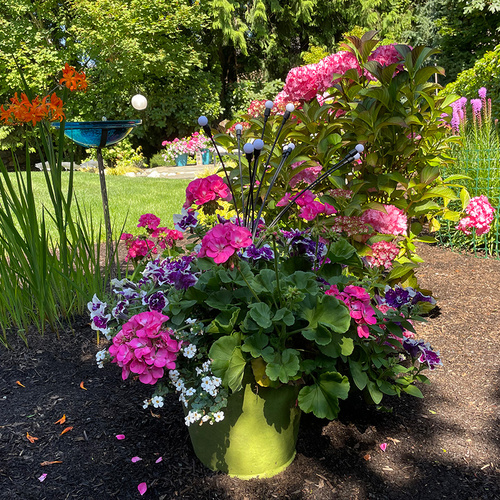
[{"left": 1, "top": 0, "right": 499, "bottom": 158}]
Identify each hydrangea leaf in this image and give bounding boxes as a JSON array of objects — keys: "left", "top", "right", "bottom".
[{"left": 298, "top": 372, "right": 350, "bottom": 419}]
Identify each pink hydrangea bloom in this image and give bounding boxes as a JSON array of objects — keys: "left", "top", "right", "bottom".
[
  {"left": 330, "top": 216, "right": 372, "bottom": 236},
  {"left": 316, "top": 51, "right": 360, "bottom": 93},
  {"left": 289, "top": 162, "right": 323, "bottom": 188},
  {"left": 456, "top": 195, "right": 495, "bottom": 235},
  {"left": 273, "top": 90, "right": 300, "bottom": 114},
  {"left": 365, "top": 44, "right": 405, "bottom": 81},
  {"left": 247, "top": 99, "right": 266, "bottom": 118},
  {"left": 198, "top": 222, "right": 253, "bottom": 264},
  {"left": 183, "top": 174, "right": 231, "bottom": 209},
  {"left": 284, "top": 64, "right": 320, "bottom": 101},
  {"left": 326, "top": 285, "right": 377, "bottom": 338},
  {"left": 361, "top": 205, "right": 407, "bottom": 236},
  {"left": 366, "top": 240, "right": 399, "bottom": 269},
  {"left": 108, "top": 311, "right": 181, "bottom": 385}
]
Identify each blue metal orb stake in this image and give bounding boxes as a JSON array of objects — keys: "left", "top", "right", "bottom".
[{"left": 52, "top": 120, "right": 142, "bottom": 274}]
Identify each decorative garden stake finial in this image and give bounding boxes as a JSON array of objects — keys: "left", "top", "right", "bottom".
[{"left": 131, "top": 94, "right": 148, "bottom": 111}]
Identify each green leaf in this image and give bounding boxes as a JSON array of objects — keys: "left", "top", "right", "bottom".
[
  {"left": 297, "top": 372, "right": 350, "bottom": 419},
  {"left": 241, "top": 332, "right": 274, "bottom": 362},
  {"left": 299, "top": 294, "right": 351, "bottom": 337},
  {"left": 266, "top": 349, "right": 300, "bottom": 383},
  {"left": 273, "top": 307, "right": 295, "bottom": 326},
  {"left": 366, "top": 380, "right": 383, "bottom": 404},
  {"left": 207, "top": 307, "right": 240, "bottom": 334},
  {"left": 209, "top": 334, "right": 246, "bottom": 391},
  {"left": 402, "top": 384, "right": 424, "bottom": 398},
  {"left": 349, "top": 359, "right": 368, "bottom": 390},
  {"left": 248, "top": 302, "right": 273, "bottom": 329}
]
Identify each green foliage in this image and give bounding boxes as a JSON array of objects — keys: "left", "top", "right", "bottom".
[
  {"left": 87, "top": 138, "right": 144, "bottom": 172},
  {"left": 301, "top": 45, "right": 330, "bottom": 65}
]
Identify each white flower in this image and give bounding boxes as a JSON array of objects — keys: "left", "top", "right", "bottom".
[
  {"left": 169, "top": 370, "right": 180, "bottom": 382},
  {"left": 110, "top": 278, "right": 132, "bottom": 289},
  {"left": 183, "top": 344, "right": 197, "bottom": 359},
  {"left": 213, "top": 411, "right": 225, "bottom": 422},
  {"left": 195, "top": 367, "right": 203, "bottom": 376},
  {"left": 201, "top": 376, "right": 213, "bottom": 392},
  {"left": 95, "top": 349, "right": 107, "bottom": 361},
  {"left": 211, "top": 377, "right": 222, "bottom": 387},
  {"left": 202, "top": 360, "right": 211, "bottom": 372},
  {"left": 184, "top": 410, "right": 201, "bottom": 426},
  {"left": 185, "top": 318, "right": 197, "bottom": 325},
  {"left": 179, "top": 394, "right": 188, "bottom": 408},
  {"left": 185, "top": 387, "right": 196, "bottom": 397},
  {"left": 202, "top": 415, "right": 210, "bottom": 423},
  {"left": 87, "top": 294, "right": 107, "bottom": 318},
  {"left": 151, "top": 395, "right": 164, "bottom": 408},
  {"left": 174, "top": 379, "right": 185, "bottom": 392},
  {"left": 142, "top": 399, "right": 149, "bottom": 409}
]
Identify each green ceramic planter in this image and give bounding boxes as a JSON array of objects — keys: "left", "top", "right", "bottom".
[{"left": 187, "top": 380, "right": 301, "bottom": 479}]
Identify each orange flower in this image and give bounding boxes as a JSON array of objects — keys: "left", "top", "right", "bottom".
[
  {"left": 0, "top": 104, "right": 13, "bottom": 124},
  {"left": 59, "top": 63, "right": 87, "bottom": 92},
  {"left": 26, "top": 432, "right": 39, "bottom": 443},
  {"left": 44, "top": 93, "right": 65, "bottom": 122}
]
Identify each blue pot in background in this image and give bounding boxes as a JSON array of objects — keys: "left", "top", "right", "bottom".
[
  {"left": 175, "top": 154, "right": 188, "bottom": 167},
  {"left": 201, "top": 149, "right": 212, "bottom": 165}
]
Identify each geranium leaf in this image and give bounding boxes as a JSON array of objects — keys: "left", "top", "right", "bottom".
[
  {"left": 299, "top": 294, "right": 351, "bottom": 335},
  {"left": 297, "top": 372, "right": 350, "bottom": 419},
  {"left": 266, "top": 349, "right": 300, "bottom": 383},
  {"left": 241, "top": 332, "right": 274, "bottom": 361},
  {"left": 248, "top": 302, "right": 273, "bottom": 329},
  {"left": 302, "top": 324, "right": 332, "bottom": 346}
]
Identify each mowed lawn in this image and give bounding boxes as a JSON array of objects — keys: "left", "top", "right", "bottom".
[{"left": 18, "top": 171, "right": 190, "bottom": 239}]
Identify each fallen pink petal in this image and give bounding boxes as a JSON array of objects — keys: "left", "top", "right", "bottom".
[
  {"left": 115, "top": 434, "right": 125, "bottom": 440},
  {"left": 38, "top": 473, "right": 47, "bottom": 482},
  {"left": 155, "top": 457, "right": 162, "bottom": 463},
  {"left": 131, "top": 456, "right": 142, "bottom": 463},
  {"left": 380, "top": 443, "right": 387, "bottom": 452},
  {"left": 138, "top": 482, "right": 147, "bottom": 496}
]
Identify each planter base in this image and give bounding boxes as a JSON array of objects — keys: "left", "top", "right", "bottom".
[{"left": 187, "top": 381, "right": 301, "bottom": 479}]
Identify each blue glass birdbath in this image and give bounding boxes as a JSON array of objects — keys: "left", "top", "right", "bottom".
[
  {"left": 52, "top": 120, "right": 141, "bottom": 148},
  {"left": 52, "top": 120, "right": 142, "bottom": 275}
]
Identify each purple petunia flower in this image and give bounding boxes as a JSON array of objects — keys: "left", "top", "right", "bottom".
[
  {"left": 145, "top": 291, "right": 168, "bottom": 312},
  {"left": 384, "top": 286, "right": 410, "bottom": 308},
  {"left": 241, "top": 244, "right": 274, "bottom": 261},
  {"left": 419, "top": 348, "right": 443, "bottom": 370},
  {"left": 402, "top": 338, "right": 427, "bottom": 358}
]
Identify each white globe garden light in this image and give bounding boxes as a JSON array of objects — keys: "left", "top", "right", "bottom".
[
  {"left": 253, "top": 139, "right": 264, "bottom": 150},
  {"left": 285, "top": 103, "right": 295, "bottom": 112},
  {"left": 265, "top": 100, "right": 274, "bottom": 109},
  {"left": 235, "top": 124, "right": 243, "bottom": 132},
  {"left": 355, "top": 144, "right": 364, "bottom": 153},
  {"left": 243, "top": 143, "right": 254, "bottom": 154},
  {"left": 131, "top": 94, "right": 148, "bottom": 111},
  {"left": 198, "top": 116, "right": 209, "bottom": 127}
]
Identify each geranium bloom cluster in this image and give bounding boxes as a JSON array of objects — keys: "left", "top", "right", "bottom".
[
  {"left": 108, "top": 311, "right": 182, "bottom": 384},
  {"left": 161, "top": 132, "right": 210, "bottom": 163},
  {"left": 326, "top": 285, "right": 377, "bottom": 338},
  {"left": 366, "top": 240, "right": 399, "bottom": 269},
  {"left": 277, "top": 190, "right": 336, "bottom": 222},
  {"left": 197, "top": 222, "right": 252, "bottom": 264},
  {"left": 183, "top": 174, "right": 232, "bottom": 209},
  {"left": 456, "top": 195, "right": 495, "bottom": 235},
  {"left": 361, "top": 205, "right": 407, "bottom": 236},
  {"left": 121, "top": 214, "right": 184, "bottom": 263}
]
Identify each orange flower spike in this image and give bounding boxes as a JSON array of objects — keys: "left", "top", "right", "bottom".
[
  {"left": 59, "top": 426, "right": 73, "bottom": 436},
  {"left": 26, "top": 432, "right": 39, "bottom": 443},
  {"left": 54, "top": 414, "right": 66, "bottom": 425}
]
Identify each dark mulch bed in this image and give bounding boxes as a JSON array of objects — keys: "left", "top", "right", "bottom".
[{"left": 0, "top": 243, "right": 499, "bottom": 500}]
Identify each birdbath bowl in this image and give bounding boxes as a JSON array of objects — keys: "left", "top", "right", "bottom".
[
  {"left": 52, "top": 119, "right": 142, "bottom": 276},
  {"left": 52, "top": 119, "right": 142, "bottom": 148}
]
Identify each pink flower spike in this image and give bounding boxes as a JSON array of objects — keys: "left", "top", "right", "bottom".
[
  {"left": 38, "top": 473, "right": 47, "bottom": 482},
  {"left": 155, "top": 456, "right": 163, "bottom": 463},
  {"left": 131, "top": 456, "right": 142, "bottom": 463},
  {"left": 138, "top": 482, "right": 148, "bottom": 496},
  {"left": 380, "top": 443, "right": 387, "bottom": 452},
  {"left": 116, "top": 434, "right": 126, "bottom": 440}
]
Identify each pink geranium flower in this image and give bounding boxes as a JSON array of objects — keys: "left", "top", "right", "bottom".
[
  {"left": 198, "top": 222, "right": 253, "bottom": 264},
  {"left": 183, "top": 175, "right": 231, "bottom": 209}
]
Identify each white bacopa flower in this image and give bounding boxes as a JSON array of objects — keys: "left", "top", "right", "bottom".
[
  {"left": 169, "top": 370, "right": 180, "bottom": 382},
  {"left": 202, "top": 360, "right": 211, "bottom": 372},
  {"left": 185, "top": 387, "right": 196, "bottom": 397},
  {"left": 151, "top": 395, "right": 164, "bottom": 408},
  {"left": 183, "top": 344, "right": 197, "bottom": 359},
  {"left": 179, "top": 394, "right": 188, "bottom": 408},
  {"left": 142, "top": 399, "right": 149, "bottom": 409},
  {"left": 212, "top": 377, "right": 222, "bottom": 387},
  {"left": 95, "top": 349, "right": 107, "bottom": 361},
  {"left": 185, "top": 317, "right": 197, "bottom": 325},
  {"left": 202, "top": 415, "right": 210, "bottom": 423},
  {"left": 174, "top": 379, "right": 185, "bottom": 392},
  {"left": 195, "top": 367, "right": 203, "bottom": 376},
  {"left": 213, "top": 411, "right": 225, "bottom": 422},
  {"left": 200, "top": 376, "right": 213, "bottom": 393}
]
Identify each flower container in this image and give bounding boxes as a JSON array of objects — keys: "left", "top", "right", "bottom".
[
  {"left": 175, "top": 154, "right": 188, "bottom": 167},
  {"left": 187, "top": 378, "right": 301, "bottom": 479},
  {"left": 201, "top": 149, "right": 212, "bottom": 165}
]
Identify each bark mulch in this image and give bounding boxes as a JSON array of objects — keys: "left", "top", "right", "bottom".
[{"left": 0, "top": 243, "right": 499, "bottom": 500}]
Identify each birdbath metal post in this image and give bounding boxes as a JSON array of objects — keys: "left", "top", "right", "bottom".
[{"left": 52, "top": 119, "right": 142, "bottom": 277}]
